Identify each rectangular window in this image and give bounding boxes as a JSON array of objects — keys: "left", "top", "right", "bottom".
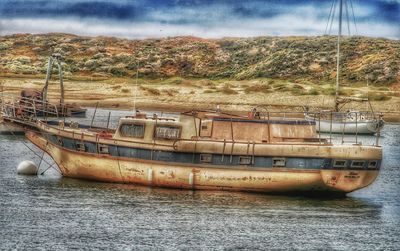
[
  {"left": 120, "top": 124, "right": 145, "bottom": 138},
  {"left": 273, "top": 158, "right": 286, "bottom": 167},
  {"left": 239, "top": 156, "right": 252, "bottom": 165},
  {"left": 368, "top": 161, "right": 378, "bottom": 169},
  {"left": 333, "top": 160, "right": 347, "bottom": 168},
  {"left": 76, "top": 142, "right": 85, "bottom": 152},
  {"left": 351, "top": 160, "right": 365, "bottom": 169},
  {"left": 200, "top": 154, "right": 212, "bottom": 163},
  {"left": 98, "top": 144, "right": 109, "bottom": 154},
  {"left": 155, "top": 126, "right": 180, "bottom": 140}
]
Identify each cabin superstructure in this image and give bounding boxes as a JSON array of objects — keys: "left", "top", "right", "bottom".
[{"left": 113, "top": 111, "right": 318, "bottom": 144}]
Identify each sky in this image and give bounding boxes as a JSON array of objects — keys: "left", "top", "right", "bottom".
[{"left": 0, "top": 0, "right": 399, "bottom": 39}]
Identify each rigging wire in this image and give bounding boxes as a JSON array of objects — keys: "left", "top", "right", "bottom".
[
  {"left": 328, "top": 0, "right": 338, "bottom": 35},
  {"left": 349, "top": 0, "right": 358, "bottom": 35},
  {"left": 325, "top": 0, "right": 336, "bottom": 34},
  {"left": 344, "top": 0, "right": 351, "bottom": 35}
]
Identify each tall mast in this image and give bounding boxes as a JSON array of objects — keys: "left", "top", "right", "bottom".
[{"left": 335, "top": 0, "right": 343, "bottom": 112}]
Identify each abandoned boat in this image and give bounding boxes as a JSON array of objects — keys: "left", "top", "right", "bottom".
[
  {"left": 3, "top": 54, "right": 86, "bottom": 118},
  {"left": 25, "top": 110, "right": 382, "bottom": 195}
]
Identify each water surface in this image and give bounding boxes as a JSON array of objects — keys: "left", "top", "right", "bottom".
[{"left": 1, "top": 110, "right": 399, "bottom": 250}]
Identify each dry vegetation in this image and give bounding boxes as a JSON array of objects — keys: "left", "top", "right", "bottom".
[{"left": 0, "top": 33, "right": 399, "bottom": 119}]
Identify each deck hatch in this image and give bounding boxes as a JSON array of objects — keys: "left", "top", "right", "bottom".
[
  {"left": 120, "top": 123, "right": 145, "bottom": 138},
  {"left": 272, "top": 158, "right": 286, "bottom": 167}
]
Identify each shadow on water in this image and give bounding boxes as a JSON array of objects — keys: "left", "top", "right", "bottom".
[{"left": 16, "top": 173, "right": 383, "bottom": 218}]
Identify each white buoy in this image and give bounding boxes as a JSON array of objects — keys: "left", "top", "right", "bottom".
[{"left": 17, "top": 161, "right": 38, "bottom": 175}]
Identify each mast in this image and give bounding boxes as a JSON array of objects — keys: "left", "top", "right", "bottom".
[{"left": 335, "top": 0, "right": 343, "bottom": 112}]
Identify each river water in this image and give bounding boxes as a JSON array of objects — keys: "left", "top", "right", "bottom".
[{"left": 1, "top": 109, "right": 399, "bottom": 250}]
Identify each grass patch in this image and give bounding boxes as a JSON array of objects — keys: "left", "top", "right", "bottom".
[
  {"left": 244, "top": 84, "right": 271, "bottom": 94},
  {"left": 163, "top": 88, "right": 179, "bottom": 96},
  {"left": 308, "top": 88, "right": 320, "bottom": 95},
  {"left": 290, "top": 84, "right": 306, "bottom": 95},
  {"left": 321, "top": 87, "right": 336, "bottom": 96},
  {"left": 198, "top": 79, "right": 214, "bottom": 87},
  {"left": 121, "top": 88, "right": 130, "bottom": 93},
  {"left": 203, "top": 89, "right": 215, "bottom": 93},
  {"left": 367, "top": 93, "right": 392, "bottom": 101},
  {"left": 140, "top": 86, "right": 161, "bottom": 95},
  {"left": 220, "top": 84, "right": 238, "bottom": 94}
]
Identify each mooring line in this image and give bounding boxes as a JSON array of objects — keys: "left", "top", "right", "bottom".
[{"left": 8, "top": 127, "right": 61, "bottom": 175}]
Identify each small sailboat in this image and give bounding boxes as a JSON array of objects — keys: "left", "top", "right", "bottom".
[{"left": 305, "top": 0, "right": 384, "bottom": 135}]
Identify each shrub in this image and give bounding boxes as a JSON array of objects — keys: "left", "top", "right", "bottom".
[
  {"left": 142, "top": 87, "right": 160, "bottom": 95},
  {"left": 221, "top": 84, "right": 238, "bottom": 94},
  {"left": 110, "top": 67, "right": 127, "bottom": 77},
  {"left": 308, "top": 88, "right": 320, "bottom": 95}
]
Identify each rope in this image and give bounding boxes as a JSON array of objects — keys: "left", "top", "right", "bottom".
[{"left": 7, "top": 126, "right": 61, "bottom": 175}]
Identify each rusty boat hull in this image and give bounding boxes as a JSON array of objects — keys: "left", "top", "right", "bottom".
[{"left": 26, "top": 130, "right": 380, "bottom": 196}]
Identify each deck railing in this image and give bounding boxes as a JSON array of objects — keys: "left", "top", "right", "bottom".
[{"left": 0, "top": 93, "right": 382, "bottom": 147}]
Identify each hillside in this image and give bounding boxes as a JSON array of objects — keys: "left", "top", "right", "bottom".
[{"left": 0, "top": 33, "right": 399, "bottom": 85}]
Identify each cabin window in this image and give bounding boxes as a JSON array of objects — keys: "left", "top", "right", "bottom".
[
  {"left": 272, "top": 158, "right": 286, "bottom": 167},
  {"left": 200, "top": 154, "right": 212, "bottom": 163},
  {"left": 239, "top": 156, "right": 252, "bottom": 165},
  {"left": 351, "top": 160, "right": 365, "bottom": 169},
  {"left": 333, "top": 160, "right": 347, "bottom": 168},
  {"left": 76, "top": 142, "right": 85, "bottom": 152},
  {"left": 368, "top": 161, "right": 378, "bottom": 169},
  {"left": 155, "top": 125, "right": 180, "bottom": 140},
  {"left": 98, "top": 144, "right": 109, "bottom": 154},
  {"left": 120, "top": 124, "right": 145, "bottom": 138},
  {"left": 201, "top": 125, "right": 208, "bottom": 130}
]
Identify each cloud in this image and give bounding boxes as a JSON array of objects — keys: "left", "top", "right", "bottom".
[
  {"left": 0, "top": 0, "right": 398, "bottom": 39},
  {"left": 1, "top": 15, "right": 398, "bottom": 39}
]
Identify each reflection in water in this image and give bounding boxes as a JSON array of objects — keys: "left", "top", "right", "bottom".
[{"left": 0, "top": 112, "right": 399, "bottom": 249}]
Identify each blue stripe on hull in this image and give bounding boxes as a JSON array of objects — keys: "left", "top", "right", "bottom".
[{"left": 43, "top": 133, "right": 380, "bottom": 171}]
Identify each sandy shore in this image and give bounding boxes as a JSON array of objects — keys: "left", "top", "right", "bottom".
[{"left": 1, "top": 76, "right": 399, "bottom": 122}]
